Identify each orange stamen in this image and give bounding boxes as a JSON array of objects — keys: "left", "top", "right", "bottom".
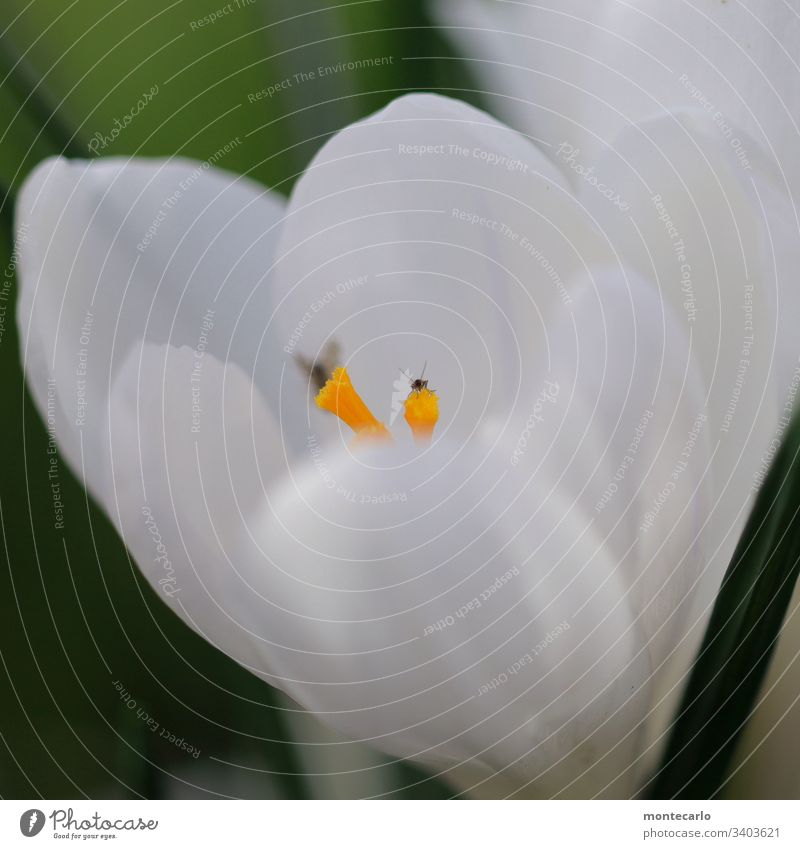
[
  {"left": 315, "top": 367, "right": 391, "bottom": 442},
  {"left": 404, "top": 388, "right": 439, "bottom": 444}
]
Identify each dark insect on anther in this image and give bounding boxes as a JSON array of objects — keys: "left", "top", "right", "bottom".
[
  {"left": 295, "top": 339, "right": 341, "bottom": 393},
  {"left": 404, "top": 362, "right": 433, "bottom": 395}
]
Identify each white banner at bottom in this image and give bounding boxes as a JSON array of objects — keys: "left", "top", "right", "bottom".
[{"left": 1, "top": 799, "right": 795, "bottom": 848}]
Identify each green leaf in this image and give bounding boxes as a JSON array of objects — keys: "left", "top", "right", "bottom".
[{"left": 649, "top": 410, "right": 800, "bottom": 799}]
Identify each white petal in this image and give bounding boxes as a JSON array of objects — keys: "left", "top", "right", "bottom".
[
  {"left": 15, "top": 156, "right": 288, "bottom": 498},
  {"left": 510, "top": 264, "right": 713, "bottom": 778},
  {"left": 242, "top": 431, "right": 652, "bottom": 798},
  {"left": 579, "top": 107, "right": 800, "bottom": 781},
  {"left": 269, "top": 93, "right": 614, "bottom": 442},
  {"left": 582, "top": 109, "right": 787, "bottom": 587},
  {"left": 106, "top": 341, "right": 286, "bottom": 676},
  {"left": 532, "top": 268, "right": 708, "bottom": 660},
  {"left": 432, "top": 0, "right": 800, "bottom": 190}
]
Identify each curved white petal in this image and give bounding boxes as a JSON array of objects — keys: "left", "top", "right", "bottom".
[
  {"left": 577, "top": 106, "right": 800, "bottom": 787},
  {"left": 515, "top": 264, "right": 712, "bottom": 778},
  {"left": 581, "top": 109, "right": 788, "bottom": 607},
  {"left": 106, "top": 341, "right": 286, "bottom": 676},
  {"left": 15, "top": 155, "right": 288, "bottom": 499},
  {"left": 432, "top": 0, "right": 800, "bottom": 192},
  {"left": 530, "top": 268, "right": 708, "bottom": 668},
  {"left": 269, "top": 93, "right": 615, "bottom": 443},
  {"left": 243, "top": 432, "right": 652, "bottom": 798}
]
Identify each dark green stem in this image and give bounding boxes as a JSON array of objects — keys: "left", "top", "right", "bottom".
[
  {"left": 649, "top": 411, "right": 800, "bottom": 798},
  {"left": 0, "top": 35, "right": 87, "bottom": 157},
  {"left": 0, "top": 177, "right": 16, "bottom": 241}
]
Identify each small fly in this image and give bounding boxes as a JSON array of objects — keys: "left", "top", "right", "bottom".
[
  {"left": 295, "top": 339, "right": 341, "bottom": 392},
  {"left": 404, "top": 362, "right": 433, "bottom": 395}
]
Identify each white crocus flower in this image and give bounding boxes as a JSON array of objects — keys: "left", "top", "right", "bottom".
[{"left": 16, "top": 92, "right": 792, "bottom": 798}]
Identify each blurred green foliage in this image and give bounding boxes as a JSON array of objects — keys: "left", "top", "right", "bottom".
[{"left": 0, "top": 0, "right": 473, "bottom": 799}]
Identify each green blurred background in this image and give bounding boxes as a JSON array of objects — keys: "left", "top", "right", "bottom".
[{"left": 0, "top": 0, "right": 482, "bottom": 799}]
